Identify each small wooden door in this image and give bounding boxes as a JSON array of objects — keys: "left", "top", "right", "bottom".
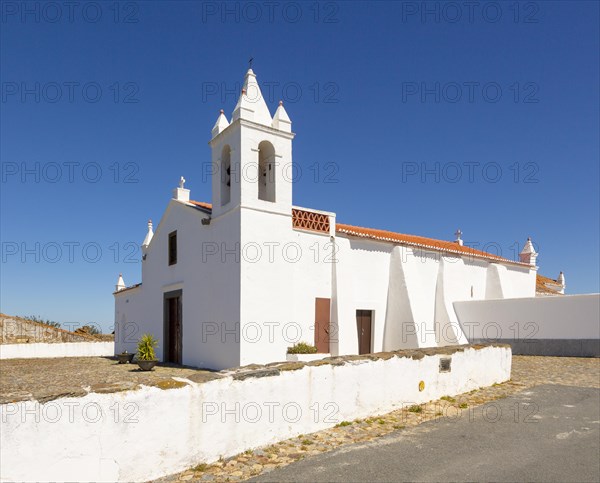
[
  {"left": 356, "top": 310, "right": 372, "bottom": 355},
  {"left": 314, "top": 298, "right": 331, "bottom": 353},
  {"left": 164, "top": 291, "right": 182, "bottom": 364}
]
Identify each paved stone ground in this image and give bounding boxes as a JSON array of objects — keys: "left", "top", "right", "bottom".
[
  {"left": 0, "top": 356, "right": 220, "bottom": 404},
  {"left": 155, "top": 356, "right": 600, "bottom": 482}
]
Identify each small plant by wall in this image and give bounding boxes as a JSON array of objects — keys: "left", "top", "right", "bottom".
[{"left": 286, "top": 342, "right": 317, "bottom": 354}]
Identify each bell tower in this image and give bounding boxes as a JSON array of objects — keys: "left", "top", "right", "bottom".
[{"left": 208, "top": 69, "right": 295, "bottom": 219}]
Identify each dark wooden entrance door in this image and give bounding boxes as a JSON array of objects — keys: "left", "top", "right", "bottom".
[
  {"left": 164, "top": 290, "right": 182, "bottom": 364},
  {"left": 356, "top": 310, "right": 372, "bottom": 355},
  {"left": 314, "top": 298, "right": 331, "bottom": 353}
]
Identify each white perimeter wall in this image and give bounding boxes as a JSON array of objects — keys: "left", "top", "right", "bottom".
[
  {"left": 1, "top": 345, "right": 510, "bottom": 483},
  {"left": 0, "top": 341, "right": 114, "bottom": 360},
  {"left": 454, "top": 294, "right": 600, "bottom": 340}
]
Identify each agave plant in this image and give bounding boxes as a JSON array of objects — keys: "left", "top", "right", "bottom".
[{"left": 137, "top": 334, "right": 158, "bottom": 361}]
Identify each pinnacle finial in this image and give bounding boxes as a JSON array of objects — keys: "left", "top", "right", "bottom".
[
  {"left": 179, "top": 176, "right": 185, "bottom": 189},
  {"left": 454, "top": 228, "right": 463, "bottom": 245},
  {"left": 116, "top": 273, "right": 126, "bottom": 291}
]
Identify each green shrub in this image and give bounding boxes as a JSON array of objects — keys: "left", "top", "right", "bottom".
[
  {"left": 335, "top": 421, "right": 352, "bottom": 427},
  {"left": 137, "top": 334, "right": 158, "bottom": 361},
  {"left": 408, "top": 405, "right": 423, "bottom": 413},
  {"left": 287, "top": 342, "right": 318, "bottom": 354}
]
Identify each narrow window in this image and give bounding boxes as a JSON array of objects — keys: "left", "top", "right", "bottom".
[
  {"left": 258, "top": 141, "right": 276, "bottom": 202},
  {"left": 168, "top": 231, "right": 177, "bottom": 265},
  {"left": 221, "top": 145, "right": 231, "bottom": 206}
]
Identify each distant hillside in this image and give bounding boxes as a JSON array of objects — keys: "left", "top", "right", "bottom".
[{"left": 0, "top": 314, "right": 113, "bottom": 344}]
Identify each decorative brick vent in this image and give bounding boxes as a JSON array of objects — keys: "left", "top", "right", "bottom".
[
  {"left": 439, "top": 357, "right": 452, "bottom": 373},
  {"left": 292, "top": 208, "right": 330, "bottom": 234}
]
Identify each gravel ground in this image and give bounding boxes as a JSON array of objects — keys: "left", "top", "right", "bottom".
[{"left": 0, "top": 356, "right": 220, "bottom": 404}]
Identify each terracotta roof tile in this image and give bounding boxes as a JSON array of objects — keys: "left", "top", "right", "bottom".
[
  {"left": 536, "top": 274, "right": 563, "bottom": 295},
  {"left": 189, "top": 200, "right": 213, "bottom": 211},
  {"left": 336, "top": 223, "right": 529, "bottom": 266},
  {"left": 536, "top": 274, "right": 559, "bottom": 285}
]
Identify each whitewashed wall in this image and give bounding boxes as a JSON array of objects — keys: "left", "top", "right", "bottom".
[
  {"left": 0, "top": 341, "right": 114, "bottom": 360},
  {"left": 0, "top": 345, "right": 510, "bottom": 483},
  {"left": 334, "top": 236, "right": 535, "bottom": 354},
  {"left": 454, "top": 294, "right": 600, "bottom": 340},
  {"left": 115, "top": 200, "right": 242, "bottom": 370},
  {"left": 239, "top": 207, "right": 335, "bottom": 366}
]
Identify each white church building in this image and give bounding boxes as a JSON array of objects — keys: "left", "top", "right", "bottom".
[{"left": 114, "top": 68, "right": 545, "bottom": 370}]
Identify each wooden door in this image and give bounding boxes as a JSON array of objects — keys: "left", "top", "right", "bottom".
[
  {"left": 356, "top": 310, "right": 372, "bottom": 355},
  {"left": 164, "top": 290, "right": 182, "bottom": 364},
  {"left": 314, "top": 298, "right": 331, "bottom": 353}
]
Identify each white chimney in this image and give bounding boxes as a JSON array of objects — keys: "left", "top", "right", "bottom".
[{"left": 519, "top": 237, "right": 538, "bottom": 266}]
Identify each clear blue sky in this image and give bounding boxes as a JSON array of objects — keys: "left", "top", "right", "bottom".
[{"left": 1, "top": 1, "right": 598, "bottom": 332}]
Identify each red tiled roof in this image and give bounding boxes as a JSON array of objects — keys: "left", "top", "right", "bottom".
[
  {"left": 189, "top": 200, "right": 213, "bottom": 211},
  {"left": 536, "top": 274, "right": 563, "bottom": 295},
  {"left": 537, "top": 274, "right": 559, "bottom": 285},
  {"left": 336, "top": 223, "right": 528, "bottom": 266},
  {"left": 187, "top": 200, "right": 529, "bottom": 266}
]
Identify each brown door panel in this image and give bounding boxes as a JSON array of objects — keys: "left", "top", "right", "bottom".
[{"left": 314, "top": 298, "right": 331, "bottom": 353}]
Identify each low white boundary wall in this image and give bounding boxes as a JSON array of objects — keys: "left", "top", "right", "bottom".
[
  {"left": 0, "top": 345, "right": 510, "bottom": 483},
  {"left": 0, "top": 341, "right": 114, "bottom": 360},
  {"left": 454, "top": 294, "right": 600, "bottom": 356}
]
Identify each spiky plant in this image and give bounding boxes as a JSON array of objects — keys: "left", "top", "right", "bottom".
[{"left": 137, "top": 334, "right": 158, "bottom": 361}]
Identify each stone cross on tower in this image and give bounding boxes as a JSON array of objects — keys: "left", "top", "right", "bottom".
[{"left": 179, "top": 176, "right": 186, "bottom": 189}]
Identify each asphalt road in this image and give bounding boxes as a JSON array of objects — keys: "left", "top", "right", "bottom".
[{"left": 251, "top": 385, "right": 600, "bottom": 482}]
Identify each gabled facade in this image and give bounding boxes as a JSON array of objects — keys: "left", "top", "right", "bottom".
[{"left": 114, "top": 69, "right": 539, "bottom": 370}]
